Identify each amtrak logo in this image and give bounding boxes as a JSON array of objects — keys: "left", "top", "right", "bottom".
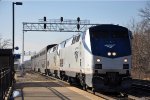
[
  {"left": 104, "top": 44, "right": 116, "bottom": 48},
  {"left": 74, "top": 47, "right": 79, "bottom": 62},
  {"left": 74, "top": 51, "right": 78, "bottom": 62}
]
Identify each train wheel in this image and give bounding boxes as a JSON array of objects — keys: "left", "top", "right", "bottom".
[
  {"left": 82, "top": 84, "right": 87, "bottom": 91},
  {"left": 67, "top": 76, "right": 70, "bottom": 82},
  {"left": 61, "top": 75, "right": 64, "bottom": 80},
  {"left": 45, "top": 72, "right": 47, "bottom": 76},
  {"left": 38, "top": 69, "right": 41, "bottom": 73},
  {"left": 68, "top": 77, "right": 73, "bottom": 85},
  {"left": 80, "top": 75, "right": 87, "bottom": 91},
  {"left": 62, "top": 75, "right": 65, "bottom": 81},
  {"left": 55, "top": 74, "right": 57, "bottom": 78},
  {"left": 48, "top": 72, "right": 52, "bottom": 76},
  {"left": 60, "top": 76, "right": 63, "bottom": 80},
  {"left": 45, "top": 69, "right": 47, "bottom": 75},
  {"left": 92, "top": 88, "right": 95, "bottom": 94}
]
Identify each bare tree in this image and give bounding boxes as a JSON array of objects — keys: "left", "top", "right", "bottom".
[
  {"left": 139, "top": 2, "right": 150, "bottom": 22},
  {"left": 139, "top": 2, "right": 150, "bottom": 75},
  {"left": 0, "top": 34, "right": 12, "bottom": 49},
  {"left": 129, "top": 2, "right": 150, "bottom": 79}
]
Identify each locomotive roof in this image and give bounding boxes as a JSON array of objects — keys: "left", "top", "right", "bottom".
[
  {"left": 89, "top": 24, "right": 128, "bottom": 32},
  {"left": 47, "top": 44, "right": 57, "bottom": 50},
  {"left": 31, "top": 44, "right": 57, "bottom": 59}
]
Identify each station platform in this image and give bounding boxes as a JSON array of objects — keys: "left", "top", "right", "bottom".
[{"left": 13, "top": 70, "right": 103, "bottom": 100}]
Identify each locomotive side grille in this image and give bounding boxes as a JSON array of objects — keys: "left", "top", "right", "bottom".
[
  {"left": 105, "top": 72, "right": 120, "bottom": 86},
  {"left": 95, "top": 64, "right": 102, "bottom": 69},
  {"left": 123, "top": 64, "right": 129, "bottom": 69}
]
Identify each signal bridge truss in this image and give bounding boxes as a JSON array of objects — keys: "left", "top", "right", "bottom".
[
  {"left": 22, "top": 18, "right": 100, "bottom": 64},
  {"left": 23, "top": 51, "right": 36, "bottom": 56},
  {"left": 23, "top": 19, "right": 100, "bottom": 32}
]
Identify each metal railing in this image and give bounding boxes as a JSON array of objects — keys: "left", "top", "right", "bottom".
[{"left": 0, "top": 67, "right": 13, "bottom": 100}]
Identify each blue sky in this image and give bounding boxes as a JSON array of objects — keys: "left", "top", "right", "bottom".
[{"left": 0, "top": 0, "right": 148, "bottom": 60}]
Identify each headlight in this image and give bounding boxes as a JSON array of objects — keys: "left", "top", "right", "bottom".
[
  {"left": 112, "top": 52, "right": 116, "bottom": 56},
  {"left": 96, "top": 58, "right": 101, "bottom": 62},
  {"left": 107, "top": 52, "right": 111, "bottom": 56},
  {"left": 124, "top": 58, "right": 128, "bottom": 62}
]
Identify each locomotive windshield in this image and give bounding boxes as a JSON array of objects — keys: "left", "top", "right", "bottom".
[
  {"left": 89, "top": 25, "right": 131, "bottom": 58},
  {"left": 92, "top": 27, "right": 128, "bottom": 39}
]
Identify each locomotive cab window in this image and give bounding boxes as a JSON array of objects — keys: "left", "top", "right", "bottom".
[
  {"left": 53, "top": 46, "right": 58, "bottom": 52},
  {"left": 91, "top": 27, "right": 128, "bottom": 39},
  {"left": 92, "top": 31, "right": 109, "bottom": 39},
  {"left": 111, "top": 30, "right": 128, "bottom": 38},
  {"left": 72, "top": 37, "right": 76, "bottom": 45}
]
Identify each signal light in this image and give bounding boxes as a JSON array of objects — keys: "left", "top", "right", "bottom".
[
  {"left": 43, "top": 16, "right": 46, "bottom": 29},
  {"left": 44, "top": 16, "right": 46, "bottom": 21},
  {"left": 77, "top": 17, "right": 80, "bottom": 22},
  {"left": 60, "top": 17, "right": 63, "bottom": 22}
]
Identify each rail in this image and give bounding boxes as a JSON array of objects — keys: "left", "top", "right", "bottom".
[
  {"left": 132, "top": 79, "right": 150, "bottom": 91},
  {"left": 132, "top": 83, "right": 150, "bottom": 92},
  {"left": 0, "top": 67, "right": 13, "bottom": 100}
]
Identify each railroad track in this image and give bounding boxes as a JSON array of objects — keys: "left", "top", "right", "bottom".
[
  {"left": 34, "top": 71, "right": 144, "bottom": 100},
  {"left": 128, "top": 83, "right": 150, "bottom": 100},
  {"left": 132, "top": 83, "right": 150, "bottom": 91},
  {"left": 125, "top": 80, "right": 150, "bottom": 100}
]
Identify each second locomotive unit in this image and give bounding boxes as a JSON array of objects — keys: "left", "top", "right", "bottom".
[{"left": 31, "top": 24, "right": 132, "bottom": 92}]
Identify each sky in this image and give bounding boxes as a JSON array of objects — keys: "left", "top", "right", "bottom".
[{"left": 0, "top": 0, "right": 148, "bottom": 61}]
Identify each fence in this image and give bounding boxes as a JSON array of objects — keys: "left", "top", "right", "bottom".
[
  {"left": 0, "top": 67, "right": 13, "bottom": 100},
  {"left": 0, "top": 49, "right": 14, "bottom": 100}
]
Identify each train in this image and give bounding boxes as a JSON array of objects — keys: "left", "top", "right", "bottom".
[{"left": 31, "top": 24, "right": 132, "bottom": 92}]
